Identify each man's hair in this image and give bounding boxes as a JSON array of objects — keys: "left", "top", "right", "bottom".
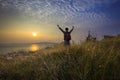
[{"left": 65, "top": 27, "right": 69, "bottom": 31}]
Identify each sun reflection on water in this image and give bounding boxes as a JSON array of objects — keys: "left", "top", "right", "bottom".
[{"left": 30, "top": 44, "right": 39, "bottom": 52}]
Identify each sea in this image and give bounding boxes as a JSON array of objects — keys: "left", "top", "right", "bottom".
[{"left": 0, "top": 43, "right": 56, "bottom": 54}]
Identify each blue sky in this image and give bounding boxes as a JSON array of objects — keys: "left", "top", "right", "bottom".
[{"left": 0, "top": 0, "right": 120, "bottom": 43}]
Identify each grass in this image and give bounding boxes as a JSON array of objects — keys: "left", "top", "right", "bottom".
[{"left": 0, "top": 40, "right": 120, "bottom": 80}]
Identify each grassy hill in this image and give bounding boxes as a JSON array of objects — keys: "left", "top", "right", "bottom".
[{"left": 0, "top": 40, "right": 120, "bottom": 80}]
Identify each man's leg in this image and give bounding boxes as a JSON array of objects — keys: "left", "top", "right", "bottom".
[{"left": 64, "top": 40, "right": 70, "bottom": 46}]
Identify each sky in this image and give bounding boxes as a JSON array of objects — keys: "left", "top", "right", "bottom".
[{"left": 0, "top": 0, "right": 120, "bottom": 43}]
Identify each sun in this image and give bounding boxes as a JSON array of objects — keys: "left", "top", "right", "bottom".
[{"left": 32, "top": 32, "right": 37, "bottom": 37}]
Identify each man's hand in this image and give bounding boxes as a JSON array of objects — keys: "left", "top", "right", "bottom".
[
  {"left": 57, "top": 25, "right": 64, "bottom": 33},
  {"left": 72, "top": 26, "right": 74, "bottom": 29},
  {"left": 57, "top": 24, "right": 60, "bottom": 28},
  {"left": 72, "top": 26, "right": 74, "bottom": 30},
  {"left": 70, "top": 26, "right": 74, "bottom": 33}
]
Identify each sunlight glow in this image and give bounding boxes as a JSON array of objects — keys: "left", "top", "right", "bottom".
[
  {"left": 32, "top": 32, "right": 37, "bottom": 37},
  {"left": 30, "top": 44, "right": 39, "bottom": 51}
]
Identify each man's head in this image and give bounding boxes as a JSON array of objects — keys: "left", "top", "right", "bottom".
[{"left": 65, "top": 27, "right": 69, "bottom": 32}]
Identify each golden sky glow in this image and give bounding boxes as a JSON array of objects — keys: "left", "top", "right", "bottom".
[{"left": 0, "top": 21, "right": 64, "bottom": 43}]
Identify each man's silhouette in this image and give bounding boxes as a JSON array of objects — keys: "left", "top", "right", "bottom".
[{"left": 57, "top": 25, "right": 74, "bottom": 46}]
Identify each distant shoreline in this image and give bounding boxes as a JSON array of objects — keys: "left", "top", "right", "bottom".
[
  {"left": 0, "top": 42, "right": 57, "bottom": 45},
  {"left": 0, "top": 43, "right": 57, "bottom": 54}
]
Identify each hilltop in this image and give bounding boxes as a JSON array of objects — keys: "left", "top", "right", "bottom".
[{"left": 0, "top": 39, "right": 120, "bottom": 80}]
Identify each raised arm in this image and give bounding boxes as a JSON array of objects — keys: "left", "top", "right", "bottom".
[
  {"left": 57, "top": 25, "right": 64, "bottom": 33},
  {"left": 70, "top": 26, "right": 74, "bottom": 33}
]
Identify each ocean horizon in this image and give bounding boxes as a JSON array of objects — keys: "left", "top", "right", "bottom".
[{"left": 0, "top": 43, "right": 56, "bottom": 54}]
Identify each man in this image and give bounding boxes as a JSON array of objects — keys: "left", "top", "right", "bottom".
[{"left": 57, "top": 25, "right": 74, "bottom": 46}]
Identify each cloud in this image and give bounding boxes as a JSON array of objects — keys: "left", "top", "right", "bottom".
[
  {"left": 0, "top": 0, "right": 119, "bottom": 42},
  {"left": 0, "top": 0, "right": 119, "bottom": 29}
]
